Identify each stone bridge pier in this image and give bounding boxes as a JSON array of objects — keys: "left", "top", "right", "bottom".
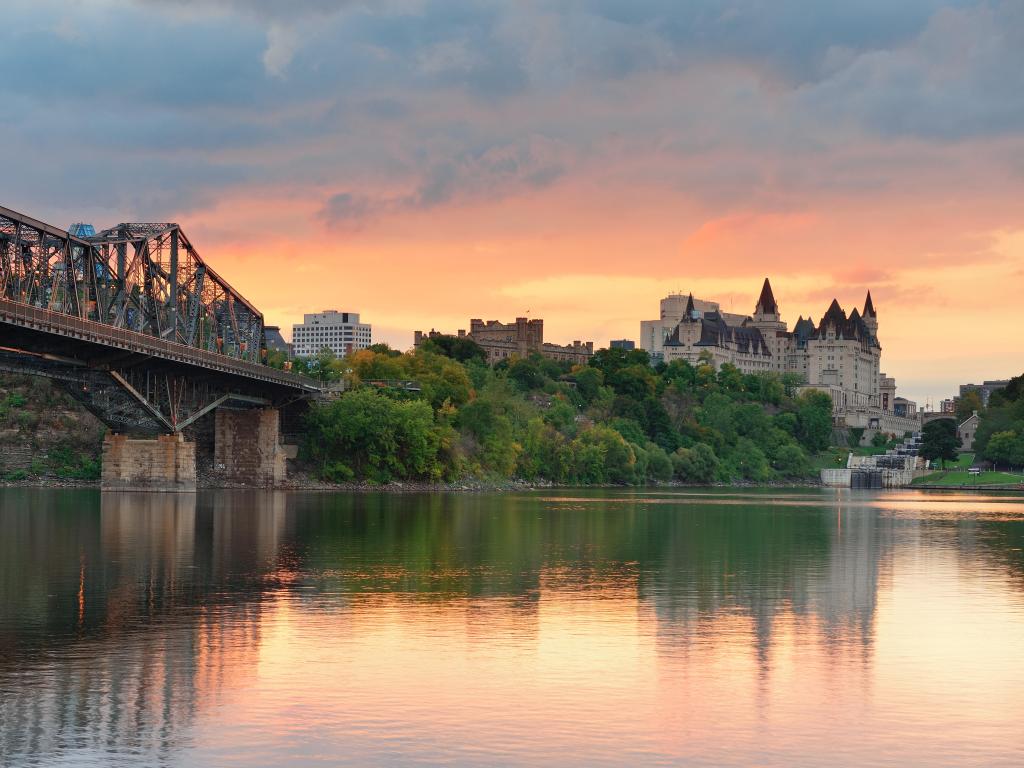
[
  {"left": 101, "top": 407, "right": 295, "bottom": 491},
  {"left": 211, "top": 408, "right": 291, "bottom": 487}
]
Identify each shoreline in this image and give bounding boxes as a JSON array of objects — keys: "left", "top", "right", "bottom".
[{"left": 1, "top": 476, "right": 1021, "bottom": 494}]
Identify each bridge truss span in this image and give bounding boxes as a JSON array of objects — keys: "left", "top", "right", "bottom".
[
  {"left": 0, "top": 205, "right": 263, "bottom": 363},
  {"left": 0, "top": 204, "right": 319, "bottom": 436}
]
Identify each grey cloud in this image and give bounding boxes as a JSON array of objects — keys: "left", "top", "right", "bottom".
[
  {"left": 317, "top": 137, "right": 569, "bottom": 228},
  {"left": 135, "top": 0, "right": 361, "bottom": 21},
  {"left": 798, "top": 3, "right": 1024, "bottom": 140}
]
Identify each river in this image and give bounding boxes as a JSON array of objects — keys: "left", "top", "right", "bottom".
[{"left": 1, "top": 488, "right": 1023, "bottom": 766}]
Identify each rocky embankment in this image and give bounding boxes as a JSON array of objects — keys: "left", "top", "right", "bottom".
[{"left": 0, "top": 374, "right": 105, "bottom": 482}]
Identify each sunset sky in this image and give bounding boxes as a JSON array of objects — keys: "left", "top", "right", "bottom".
[{"left": 4, "top": 0, "right": 1023, "bottom": 402}]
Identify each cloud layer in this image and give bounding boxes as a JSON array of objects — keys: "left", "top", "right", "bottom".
[{"left": 1, "top": 0, "right": 1022, "bottom": 400}]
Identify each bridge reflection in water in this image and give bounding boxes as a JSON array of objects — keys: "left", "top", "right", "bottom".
[{"left": 2, "top": 489, "right": 1024, "bottom": 766}]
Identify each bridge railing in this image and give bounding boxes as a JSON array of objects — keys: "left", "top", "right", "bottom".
[{"left": 0, "top": 297, "right": 320, "bottom": 391}]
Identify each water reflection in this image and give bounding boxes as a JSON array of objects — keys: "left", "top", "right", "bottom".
[{"left": 0, "top": 489, "right": 1023, "bottom": 766}]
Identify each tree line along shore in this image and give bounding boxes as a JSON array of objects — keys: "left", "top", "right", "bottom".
[{"left": 3, "top": 338, "right": 1021, "bottom": 488}]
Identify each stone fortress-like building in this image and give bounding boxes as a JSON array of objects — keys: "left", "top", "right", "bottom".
[
  {"left": 649, "top": 279, "right": 918, "bottom": 433},
  {"left": 414, "top": 317, "right": 594, "bottom": 365}
]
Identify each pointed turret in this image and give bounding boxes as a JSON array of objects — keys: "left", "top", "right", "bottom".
[
  {"left": 754, "top": 277, "right": 778, "bottom": 317},
  {"left": 862, "top": 290, "right": 878, "bottom": 340},
  {"left": 684, "top": 292, "right": 696, "bottom": 320},
  {"left": 863, "top": 290, "right": 876, "bottom": 317}
]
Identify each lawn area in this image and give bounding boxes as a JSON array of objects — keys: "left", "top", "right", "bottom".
[
  {"left": 811, "top": 447, "right": 851, "bottom": 471},
  {"left": 946, "top": 452, "right": 976, "bottom": 470},
  {"left": 912, "top": 470, "right": 1024, "bottom": 486}
]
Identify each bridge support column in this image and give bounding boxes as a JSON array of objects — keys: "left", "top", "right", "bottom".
[
  {"left": 214, "top": 408, "right": 288, "bottom": 487},
  {"left": 101, "top": 433, "right": 197, "bottom": 492}
]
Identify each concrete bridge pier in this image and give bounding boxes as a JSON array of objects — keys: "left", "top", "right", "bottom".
[
  {"left": 101, "top": 433, "right": 197, "bottom": 492},
  {"left": 213, "top": 407, "right": 290, "bottom": 487}
]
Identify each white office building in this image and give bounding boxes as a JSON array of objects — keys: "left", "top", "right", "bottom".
[{"left": 292, "top": 310, "right": 372, "bottom": 357}]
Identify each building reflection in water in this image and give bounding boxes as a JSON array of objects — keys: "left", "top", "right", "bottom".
[{"left": 0, "top": 489, "right": 1022, "bottom": 765}]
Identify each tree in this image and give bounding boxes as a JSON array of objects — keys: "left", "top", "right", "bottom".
[
  {"left": 607, "top": 364, "right": 657, "bottom": 400},
  {"left": 672, "top": 443, "right": 718, "bottom": 484},
  {"left": 304, "top": 388, "right": 442, "bottom": 481},
  {"left": 507, "top": 357, "right": 546, "bottom": 391},
  {"left": 795, "top": 390, "right": 833, "bottom": 453},
  {"left": 985, "top": 431, "right": 1024, "bottom": 470},
  {"left": 310, "top": 347, "right": 341, "bottom": 383},
  {"left": 955, "top": 389, "right": 983, "bottom": 423},
  {"left": 421, "top": 334, "right": 487, "bottom": 363},
  {"left": 644, "top": 442, "right": 673, "bottom": 482},
  {"left": 589, "top": 347, "right": 651, "bottom": 377},
  {"left": 920, "top": 418, "right": 961, "bottom": 468},
  {"left": 572, "top": 366, "right": 604, "bottom": 405},
  {"left": 772, "top": 444, "right": 810, "bottom": 478}
]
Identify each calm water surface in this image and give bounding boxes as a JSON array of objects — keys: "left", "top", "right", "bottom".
[{"left": 2, "top": 488, "right": 1024, "bottom": 766}]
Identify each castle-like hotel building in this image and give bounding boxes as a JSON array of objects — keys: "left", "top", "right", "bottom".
[{"left": 649, "top": 279, "right": 918, "bottom": 434}]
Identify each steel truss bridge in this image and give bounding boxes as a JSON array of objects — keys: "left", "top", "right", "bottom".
[{"left": 0, "top": 204, "right": 319, "bottom": 435}]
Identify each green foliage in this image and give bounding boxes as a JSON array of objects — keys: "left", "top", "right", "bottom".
[
  {"left": 772, "top": 444, "right": 811, "bottom": 478},
  {"left": 848, "top": 427, "right": 865, "bottom": 448},
  {"left": 644, "top": 442, "right": 673, "bottom": 482},
  {"left": 794, "top": 390, "right": 834, "bottom": 453},
  {"left": 672, "top": 444, "right": 719, "bottom": 483},
  {"left": 284, "top": 342, "right": 826, "bottom": 486},
  {"left": 920, "top": 418, "right": 962, "bottom": 468},
  {"left": 305, "top": 388, "right": 444, "bottom": 482},
  {"left": 46, "top": 444, "right": 101, "bottom": 479},
  {"left": 986, "top": 431, "right": 1024, "bottom": 469},
  {"left": 870, "top": 431, "right": 890, "bottom": 448},
  {"left": 975, "top": 374, "right": 1024, "bottom": 467},
  {"left": 719, "top": 438, "right": 771, "bottom": 482},
  {"left": 956, "top": 389, "right": 983, "bottom": 423},
  {"left": 420, "top": 334, "right": 487, "bottom": 363}
]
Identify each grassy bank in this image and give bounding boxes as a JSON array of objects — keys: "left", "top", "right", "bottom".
[{"left": 911, "top": 470, "right": 1024, "bottom": 487}]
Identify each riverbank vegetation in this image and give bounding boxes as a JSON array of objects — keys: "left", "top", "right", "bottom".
[
  {"left": 297, "top": 341, "right": 834, "bottom": 486},
  {"left": 973, "top": 375, "right": 1024, "bottom": 471},
  {"left": 0, "top": 375, "right": 104, "bottom": 481}
]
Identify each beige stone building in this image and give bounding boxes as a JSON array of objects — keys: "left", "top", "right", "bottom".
[
  {"left": 414, "top": 317, "right": 594, "bottom": 365},
  {"left": 640, "top": 292, "right": 747, "bottom": 359},
  {"left": 657, "top": 278, "right": 918, "bottom": 433}
]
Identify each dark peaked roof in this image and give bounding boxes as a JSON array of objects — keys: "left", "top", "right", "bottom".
[
  {"left": 863, "top": 291, "right": 876, "bottom": 317},
  {"left": 755, "top": 277, "right": 778, "bottom": 315},
  {"left": 812, "top": 298, "right": 877, "bottom": 348},
  {"left": 696, "top": 311, "right": 771, "bottom": 356},
  {"left": 684, "top": 292, "right": 696, "bottom": 318},
  {"left": 792, "top": 315, "right": 816, "bottom": 347},
  {"left": 663, "top": 311, "right": 771, "bottom": 357}
]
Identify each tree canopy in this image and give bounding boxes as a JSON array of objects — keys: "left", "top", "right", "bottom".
[
  {"left": 920, "top": 418, "right": 961, "bottom": 468},
  {"left": 298, "top": 346, "right": 835, "bottom": 485}
]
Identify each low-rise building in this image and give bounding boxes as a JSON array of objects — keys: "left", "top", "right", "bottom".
[
  {"left": 958, "top": 411, "right": 979, "bottom": 452},
  {"left": 610, "top": 339, "right": 636, "bottom": 351},
  {"left": 414, "top": 317, "right": 594, "bottom": 365},
  {"left": 959, "top": 380, "right": 1010, "bottom": 406},
  {"left": 292, "top": 310, "right": 371, "bottom": 358}
]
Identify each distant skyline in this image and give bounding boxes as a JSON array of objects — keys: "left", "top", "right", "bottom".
[{"left": 4, "top": 0, "right": 1023, "bottom": 404}]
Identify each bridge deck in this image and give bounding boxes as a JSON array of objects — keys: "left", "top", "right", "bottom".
[{"left": 0, "top": 297, "right": 319, "bottom": 392}]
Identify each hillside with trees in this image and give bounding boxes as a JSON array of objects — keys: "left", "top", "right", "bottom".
[
  {"left": 290, "top": 340, "right": 834, "bottom": 486},
  {"left": 974, "top": 374, "right": 1024, "bottom": 470}
]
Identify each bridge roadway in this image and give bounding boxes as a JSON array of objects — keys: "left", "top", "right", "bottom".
[{"left": 0, "top": 296, "right": 317, "bottom": 391}]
